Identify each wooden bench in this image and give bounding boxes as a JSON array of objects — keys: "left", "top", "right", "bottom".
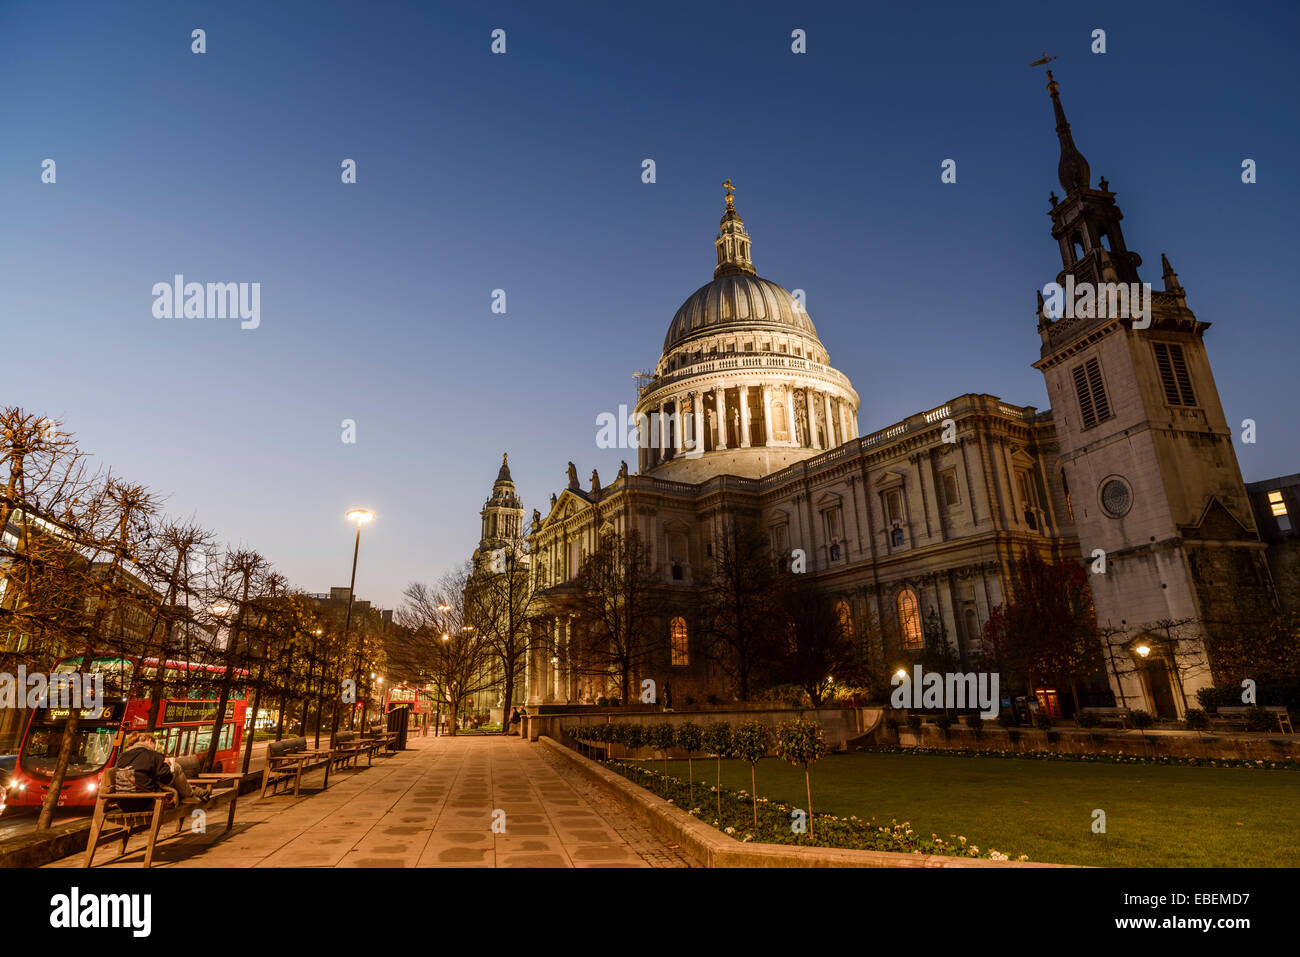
[
  {"left": 1079, "top": 707, "right": 1132, "bottom": 728},
  {"left": 330, "top": 731, "right": 384, "bottom": 769},
  {"left": 1214, "top": 705, "right": 1295, "bottom": 734},
  {"left": 83, "top": 755, "right": 240, "bottom": 868},
  {"left": 362, "top": 732, "right": 398, "bottom": 757},
  {"left": 259, "top": 737, "right": 334, "bottom": 798}
]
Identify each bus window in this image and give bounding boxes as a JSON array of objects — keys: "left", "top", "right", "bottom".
[
  {"left": 164, "top": 728, "right": 180, "bottom": 756},
  {"left": 220, "top": 725, "right": 233, "bottom": 749},
  {"left": 194, "top": 727, "right": 213, "bottom": 754}
]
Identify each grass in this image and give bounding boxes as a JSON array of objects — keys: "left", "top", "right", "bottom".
[{"left": 630, "top": 751, "right": 1300, "bottom": 867}]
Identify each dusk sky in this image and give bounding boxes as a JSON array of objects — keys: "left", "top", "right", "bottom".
[{"left": 2, "top": 0, "right": 1296, "bottom": 610}]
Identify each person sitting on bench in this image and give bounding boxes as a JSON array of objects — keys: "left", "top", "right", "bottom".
[{"left": 113, "top": 732, "right": 197, "bottom": 809}]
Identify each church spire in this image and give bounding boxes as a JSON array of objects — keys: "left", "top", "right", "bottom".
[
  {"left": 714, "top": 178, "right": 757, "bottom": 279},
  {"left": 497, "top": 451, "right": 512, "bottom": 484},
  {"left": 1034, "top": 56, "right": 1091, "bottom": 196}
]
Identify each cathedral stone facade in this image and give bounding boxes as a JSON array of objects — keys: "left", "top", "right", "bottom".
[{"left": 476, "top": 71, "right": 1282, "bottom": 720}]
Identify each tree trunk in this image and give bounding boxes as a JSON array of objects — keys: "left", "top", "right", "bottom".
[
  {"left": 750, "top": 763, "right": 757, "bottom": 826},
  {"left": 805, "top": 767, "right": 814, "bottom": 840}
]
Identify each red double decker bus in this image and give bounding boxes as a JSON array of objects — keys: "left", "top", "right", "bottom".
[{"left": 4, "top": 654, "right": 249, "bottom": 811}]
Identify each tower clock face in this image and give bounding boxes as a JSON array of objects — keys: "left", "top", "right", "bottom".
[{"left": 1100, "top": 477, "right": 1132, "bottom": 518}]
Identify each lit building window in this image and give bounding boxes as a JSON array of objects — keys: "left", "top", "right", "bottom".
[
  {"left": 897, "top": 589, "right": 922, "bottom": 649},
  {"left": 1269, "top": 490, "right": 1291, "bottom": 531},
  {"left": 670, "top": 617, "right": 689, "bottom": 666}
]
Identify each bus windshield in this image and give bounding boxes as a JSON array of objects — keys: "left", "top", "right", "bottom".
[{"left": 19, "top": 724, "right": 117, "bottom": 776}]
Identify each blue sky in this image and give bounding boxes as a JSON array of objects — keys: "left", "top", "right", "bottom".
[{"left": 2, "top": 0, "right": 1296, "bottom": 608}]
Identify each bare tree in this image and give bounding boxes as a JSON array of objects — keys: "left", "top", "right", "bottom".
[
  {"left": 701, "top": 516, "right": 778, "bottom": 702},
  {"left": 466, "top": 533, "right": 538, "bottom": 730},
  {"left": 571, "top": 529, "right": 656, "bottom": 706},
  {"left": 398, "top": 565, "right": 491, "bottom": 734}
]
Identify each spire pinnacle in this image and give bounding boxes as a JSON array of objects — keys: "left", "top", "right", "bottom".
[
  {"left": 1032, "top": 56, "right": 1091, "bottom": 195},
  {"left": 1161, "top": 253, "right": 1184, "bottom": 293}
]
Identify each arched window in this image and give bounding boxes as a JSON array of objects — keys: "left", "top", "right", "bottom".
[
  {"left": 897, "top": 588, "right": 922, "bottom": 649},
  {"left": 670, "top": 617, "right": 689, "bottom": 666},
  {"left": 835, "top": 600, "right": 853, "bottom": 640}
]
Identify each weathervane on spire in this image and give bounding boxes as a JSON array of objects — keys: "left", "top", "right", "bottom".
[
  {"left": 1030, "top": 51, "right": 1059, "bottom": 93},
  {"left": 722, "top": 178, "right": 735, "bottom": 210}
]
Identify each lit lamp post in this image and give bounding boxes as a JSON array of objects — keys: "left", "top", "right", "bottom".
[{"left": 329, "top": 508, "right": 373, "bottom": 745}]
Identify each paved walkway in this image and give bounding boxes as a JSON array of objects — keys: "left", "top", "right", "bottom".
[{"left": 49, "top": 734, "right": 694, "bottom": 868}]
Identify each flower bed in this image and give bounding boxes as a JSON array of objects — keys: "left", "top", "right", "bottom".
[{"left": 603, "top": 758, "right": 1027, "bottom": 861}]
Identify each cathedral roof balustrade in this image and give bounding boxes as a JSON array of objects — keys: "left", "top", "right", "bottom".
[{"left": 644, "top": 352, "right": 856, "bottom": 397}]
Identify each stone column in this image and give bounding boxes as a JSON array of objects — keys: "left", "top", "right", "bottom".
[
  {"left": 715, "top": 389, "right": 727, "bottom": 450},
  {"left": 760, "top": 384, "right": 773, "bottom": 448},
  {"left": 806, "top": 387, "right": 821, "bottom": 449},
  {"left": 825, "top": 392, "right": 836, "bottom": 447},
  {"left": 674, "top": 396, "right": 685, "bottom": 454},
  {"left": 740, "top": 385, "right": 751, "bottom": 447},
  {"left": 838, "top": 400, "right": 850, "bottom": 441},
  {"left": 556, "top": 617, "right": 570, "bottom": 704},
  {"left": 786, "top": 387, "right": 798, "bottom": 447},
  {"left": 658, "top": 401, "right": 667, "bottom": 460}
]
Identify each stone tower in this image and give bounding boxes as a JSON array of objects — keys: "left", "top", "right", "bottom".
[
  {"left": 1030, "top": 67, "right": 1274, "bottom": 717},
  {"left": 472, "top": 453, "right": 525, "bottom": 574}
]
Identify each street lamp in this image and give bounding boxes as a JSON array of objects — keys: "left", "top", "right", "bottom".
[{"left": 330, "top": 507, "right": 374, "bottom": 745}]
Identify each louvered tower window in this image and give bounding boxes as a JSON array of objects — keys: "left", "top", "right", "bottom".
[
  {"left": 1152, "top": 342, "right": 1197, "bottom": 406},
  {"left": 1070, "top": 357, "right": 1112, "bottom": 430}
]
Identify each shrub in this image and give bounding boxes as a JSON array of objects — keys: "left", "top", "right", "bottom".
[
  {"left": 1076, "top": 710, "right": 1099, "bottom": 729},
  {"left": 1246, "top": 706, "right": 1275, "bottom": 732},
  {"left": 1129, "top": 710, "right": 1155, "bottom": 730},
  {"left": 1033, "top": 712, "right": 1052, "bottom": 731},
  {"left": 962, "top": 713, "right": 984, "bottom": 739},
  {"left": 596, "top": 697, "right": 608, "bottom": 707},
  {"left": 997, "top": 713, "right": 1015, "bottom": 728},
  {"left": 623, "top": 723, "right": 646, "bottom": 752},
  {"left": 1183, "top": 709, "right": 1209, "bottom": 731},
  {"left": 706, "top": 694, "right": 721, "bottom": 706},
  {"left": 883, "top": 715, "right": 900, "bottom": 731},
  {"left": 905, "top": 713, "right": 922, "bottom": 731},
  {"left": 774, "top": 718, "right": 829, "bottom": 839},
  {"left": 730, "top": 721, "right": 772, "bottom": 826},
  {"left": 935, "top": 713, "right": 953, "bottom": 732}
]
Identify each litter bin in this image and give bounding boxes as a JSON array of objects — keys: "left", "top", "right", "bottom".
[{"left": 387, "top": 704, "right": 410, "bottom": 750}]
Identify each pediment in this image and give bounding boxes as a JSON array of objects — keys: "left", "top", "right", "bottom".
[
  {"left": 1182, "top": 496, "right": 1253, "bottom": 542},
  {"left": 816, "top": 491, "right": 843, "bottom": 509},
  {"left": 875, "top": 470, "right": 906, "bottom": 488}
]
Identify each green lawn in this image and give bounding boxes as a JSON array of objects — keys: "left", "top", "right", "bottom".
[{"left": 643, "top": 752, "right": 1299, "bottom": 867}]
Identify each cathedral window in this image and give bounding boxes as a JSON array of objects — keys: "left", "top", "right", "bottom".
[
  {"left": 897, "top": 589, "right": 922, "bottom": 649},
  {"left": 670, "top": 617, "right": 689, "bottom": 666},
  {"left": 1070, "top": 357, "right": 1112, "bottom": 430},
  {"left": 891, "top": 528, "right": 905, "bottom": 547},
  {"left": 1152, "top": 342, "right": 1197, "bottom": 407},
  {"left": 769, "top": 523, "right": 788, "bottom": 562},
  {"left": 884, "top": 488, "right": 904, "bottom": 525},
  {"left": 940, "top": 468, "right": 960, "bottom": 507}
]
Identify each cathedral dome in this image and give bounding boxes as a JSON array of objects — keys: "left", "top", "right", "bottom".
[
  {"left": 663, "top": 274, "right": 820, "bottom": 354},
  {"left": 634, "top": 180, "right": 860, "bottom": 483}
]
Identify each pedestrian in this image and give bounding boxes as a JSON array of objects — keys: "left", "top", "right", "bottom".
[{"left": 113, "top": 732, "right": 197, "bottom": 810}]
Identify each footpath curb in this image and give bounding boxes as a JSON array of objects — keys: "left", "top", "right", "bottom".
[{"left": 540, "top": 736, "right": 1078, "bottom": 868}]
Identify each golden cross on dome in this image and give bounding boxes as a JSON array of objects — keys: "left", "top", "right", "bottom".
[
  {"left": 722, "top": 178, "right": 735, "bottom": 208},
  {"left": 1029, "top": 51, "right": 1057, "bottom": 69}
]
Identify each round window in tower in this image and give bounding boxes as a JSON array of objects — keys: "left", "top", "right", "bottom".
[{"left": 1100, "top": 477, "right": 1132, "bottom": 518}]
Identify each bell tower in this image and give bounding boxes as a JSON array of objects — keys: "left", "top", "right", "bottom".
[
  {"left": 1029, "top": 64, "right": 1274, "bottom": 717},
  {"left": 472, "top": 453, "right": 525, "bottom": 574}
]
